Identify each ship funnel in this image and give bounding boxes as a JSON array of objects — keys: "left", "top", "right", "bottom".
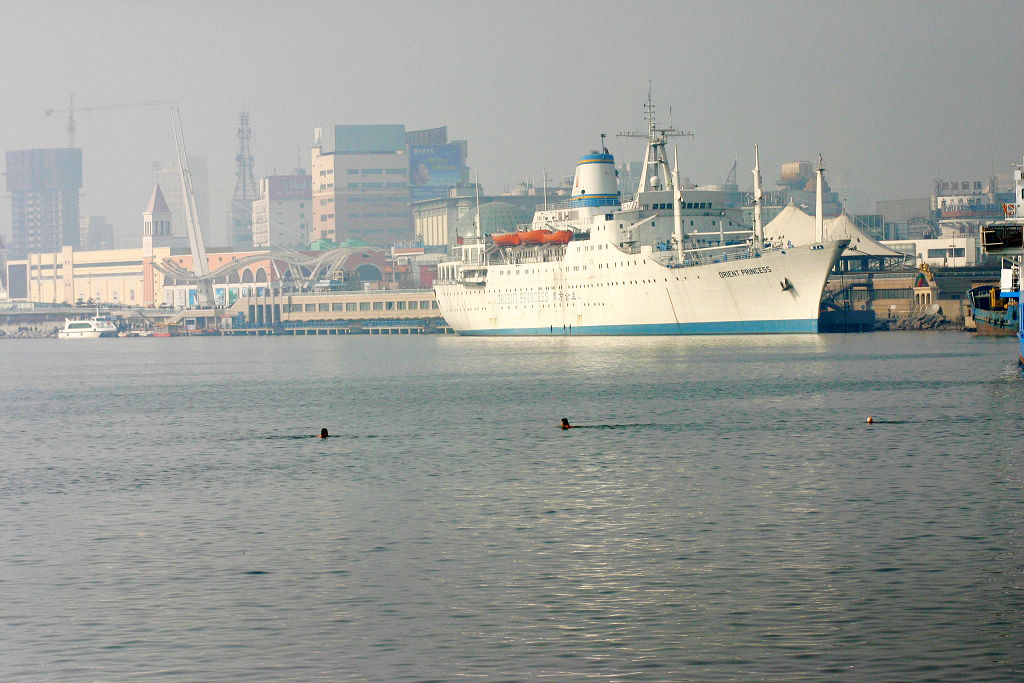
[{"left": 570, "top": 151, "right": 620, "bottom": 208}]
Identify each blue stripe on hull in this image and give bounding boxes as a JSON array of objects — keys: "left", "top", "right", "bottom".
[{"left": 456, "top": 319, "right": 820, "bottom": 336}]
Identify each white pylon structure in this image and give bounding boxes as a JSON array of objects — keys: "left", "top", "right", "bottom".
[
  {"left": 752, "top": 144, "right": 764, "bottom": 246},
  {"left": 815, "top": 154, "right": 825, "bottom": 244},
  {"left": 171, "top": 107, "right": 215, "bottom": 308}
]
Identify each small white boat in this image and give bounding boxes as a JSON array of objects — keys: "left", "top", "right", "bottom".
[{"left": 58, "top": 315, "right": 119, "bottom": 339}]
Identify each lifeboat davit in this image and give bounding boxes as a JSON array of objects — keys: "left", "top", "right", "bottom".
[
  {"left": 492, "top": 232, "right": 521, "bottom": 247},
  {"left": 542, "top": 229, "right": 573, "bottom": 245}
]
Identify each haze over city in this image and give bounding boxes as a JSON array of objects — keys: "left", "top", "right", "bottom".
[{"left": 1, "top": 0, "right": 1021, "bottom": 247}]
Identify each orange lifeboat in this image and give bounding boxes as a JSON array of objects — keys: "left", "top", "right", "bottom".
[
  {"left": 517, "top": 229, "right": 550, "bottom": 245},
  {"left": 491, "top": 232, "right": 521, "bottom": 247},
  {"left": 541, "top": 229, "right": 573, "bottom": 245}
]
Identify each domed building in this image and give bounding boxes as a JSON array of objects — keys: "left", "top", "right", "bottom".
[{"left": 453, "top": 202, "right": 533, "bottom": 241}]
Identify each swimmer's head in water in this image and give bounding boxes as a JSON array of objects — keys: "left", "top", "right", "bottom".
[
  {"left": 560, "top": 418, "right": 571, "bottom": 430},
  {"left": 320, "top": 428, "right": 329, "bottom": 438}
]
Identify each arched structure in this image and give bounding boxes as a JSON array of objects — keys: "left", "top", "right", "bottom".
[
  {"left": 354, "top": 263, "right": 383, "bottom": 282},
  {"left": 150, "top": 245, "right": 390, "bottom": 299}
]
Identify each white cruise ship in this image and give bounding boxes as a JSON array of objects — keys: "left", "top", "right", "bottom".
[{"left": 434, "top": 101, "right": 848, "bottom": 335}]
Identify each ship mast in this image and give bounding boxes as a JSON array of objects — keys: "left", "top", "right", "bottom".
[
  {"left": 617, "top": 86, "right": 693, "bottom": 195},
  {"left": 752, "top": 144, "right": 764, "bottom": 246},
  {"left": 474, "top": 171, "right": 481, "bottom": 239},
  {"left": 672, "top": 148, "right": 684, "bottom": 263},
  {"left": 815, "top": 154, "right": 825, "bottom": 243}
]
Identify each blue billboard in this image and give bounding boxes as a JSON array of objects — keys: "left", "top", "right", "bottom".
[{"left": 410, "top": 144, "right": 464, "bottom": 201}]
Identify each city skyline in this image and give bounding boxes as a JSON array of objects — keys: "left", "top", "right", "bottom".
[{"left": 1, "top": 0, "right": 1021, "bottom": 248}]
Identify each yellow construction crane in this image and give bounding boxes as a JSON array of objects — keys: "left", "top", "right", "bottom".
[{"left": 44, "top": 93, "right": 178, "bottom": 147}]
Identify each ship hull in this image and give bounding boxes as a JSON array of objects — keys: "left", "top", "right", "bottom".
[
  {"left": 967, "top": 286, "right": 1019, "bottom": 337},
  {"left": 453, "top": 319, "right": 818, "bottom": 336},
  {"left": 973, "top": 311, "right": 1018, "bottom": 337},
  {"left": 435, "top": 240, "right": 846, "bottom": 336}
]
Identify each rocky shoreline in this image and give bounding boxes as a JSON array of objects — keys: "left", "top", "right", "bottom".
[
  {"left": 873, "top": 313, "right": 964, "bottom": 331},
  {"left": 0, "top": 324, "right": 61, "bottom": 339}
]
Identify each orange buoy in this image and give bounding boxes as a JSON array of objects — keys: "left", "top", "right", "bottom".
[{"left": 866, "top": 416, "right": 874, "bottom": 424}]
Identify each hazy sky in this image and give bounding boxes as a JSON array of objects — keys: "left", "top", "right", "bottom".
[{"left": 1, "top": 0, "right": 1021, "bottom": 248}]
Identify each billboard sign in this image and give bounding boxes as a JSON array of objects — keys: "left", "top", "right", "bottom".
[{"left": 410, "top": 144, "right": 464, "bottom": 201}]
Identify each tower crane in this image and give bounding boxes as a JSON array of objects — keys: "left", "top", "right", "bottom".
[{"left": 44, "top": 93, "right": 178, "bottom": 147}]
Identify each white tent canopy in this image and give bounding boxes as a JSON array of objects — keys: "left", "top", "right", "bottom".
[{"left": 763, "top": 202, "right": 902, "bottom": 257}]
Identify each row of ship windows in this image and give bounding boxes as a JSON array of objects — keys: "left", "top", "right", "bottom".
[
  {"left": 456, "top": 278, "right": 682, "bottom": 296},
  {"left": 614, "top": 219, "right": 731, "bottom": 228},
  {"left": 447, "top": 304, "right": 608, "bottom": 312},
  {"left": 494, "top": 260, "right": 644, "bottom": 276},
  {"left": 647, "top": 202, "right": 713, "bottom": 210}
]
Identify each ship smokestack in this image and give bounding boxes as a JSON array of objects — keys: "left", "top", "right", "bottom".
[{"left": 570, "top": 149, "right": 620, "bottom": 209}]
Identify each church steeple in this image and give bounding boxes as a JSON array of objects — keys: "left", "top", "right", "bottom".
[
  {"left": 141, "top": 185, "right": 173, "bottom": 306},
  {"left": 143, "top": 184, "right": 174, "bottom": 259},
  {"left": 143, "top": 184, "right": 172, "bottom": 238}
]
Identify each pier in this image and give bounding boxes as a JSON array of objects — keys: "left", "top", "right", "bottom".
[{"left": 221, "top": 318, "right": 452, "bottom": 336}]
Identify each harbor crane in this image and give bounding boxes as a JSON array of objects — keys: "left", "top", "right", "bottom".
[
  {"left": 170, "top": 107, "right": 216, "bottom": 309},
  {"left": 44, "top": 93, "right": 177, "bottom": 147}
]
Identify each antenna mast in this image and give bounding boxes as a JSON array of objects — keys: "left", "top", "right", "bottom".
[{"left": 231, "top": 111, "right": 258, "bottom": 249}]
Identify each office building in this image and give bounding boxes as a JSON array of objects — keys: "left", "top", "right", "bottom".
[
  {"left": 311, "top": 124, "right": 411, "bottom": 247},
  {"left": 5, "top": 148, "right": 83, "bottom": 259},
  {"left": 251, "top": 173, "right": 312, "bottom": 249}
]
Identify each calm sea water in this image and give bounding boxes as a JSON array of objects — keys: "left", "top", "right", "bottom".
[{"left": 1, "top": 332, "right": 1022, "bottom": 681}]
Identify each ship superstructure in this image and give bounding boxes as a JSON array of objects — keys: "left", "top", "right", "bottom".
[
  {"left": 434, "top": 99, "right": 848, "bottom": 335},
  {"left": 979, "top": 154, "right": 1024, "bottom": 362}
]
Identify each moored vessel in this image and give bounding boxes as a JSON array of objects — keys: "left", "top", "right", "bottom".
[
  {"left": 979, "top": 154, "right": 1024, "bottom": 362},
  {"left": 967, "top": 285, "right": 1019, "bottom": 336},
  {"left": 57, "top": 315, "right": 119, "bottom": 339},
  {"left": 434, "top": 97, "right": 848, "bottom": 336}
]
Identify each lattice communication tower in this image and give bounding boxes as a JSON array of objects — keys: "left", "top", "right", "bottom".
[{"left": 234, "top": 111, "right": 258, "bottom": 202}]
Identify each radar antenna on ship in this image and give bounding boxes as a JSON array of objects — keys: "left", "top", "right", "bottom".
[{"left": 617, "top": 86, "right": 694, "bottom": 194}]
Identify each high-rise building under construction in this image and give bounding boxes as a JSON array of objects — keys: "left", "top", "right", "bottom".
[{"left": 5, "top": 148, "right": 83, "bottom": 259}]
